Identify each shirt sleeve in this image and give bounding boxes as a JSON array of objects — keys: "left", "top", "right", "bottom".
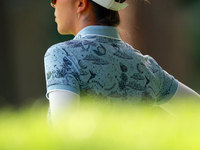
[
  {"left": 143, "top": 56, "right": 179, "bottom": 106},
  {"left": 44, "top": 44, "right": 80, "bottom": 99},
  {"left": 155, "top": 70, "right": 178, "bottom": 105}
]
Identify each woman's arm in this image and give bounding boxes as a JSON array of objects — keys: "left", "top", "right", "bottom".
[
  {"left": 159, "top": 82, "right": 200, "bottom": 116},
  {"left": 49, "top": 90, "right": 80, "bottom": 126}
]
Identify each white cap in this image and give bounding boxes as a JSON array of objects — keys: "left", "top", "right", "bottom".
[{"left": 91, "top": 0, "right": 128, "bottom": 11}]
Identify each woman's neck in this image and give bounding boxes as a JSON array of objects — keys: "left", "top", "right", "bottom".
[{"left": 73, "top": 3, "right": 96, "bottom": 36}]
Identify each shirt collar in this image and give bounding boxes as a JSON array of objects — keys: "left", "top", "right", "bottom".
[{"left": 74, "top": 25, "right": 121, "bottom": 40}]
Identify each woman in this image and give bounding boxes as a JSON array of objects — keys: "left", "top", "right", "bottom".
[{"left": 44, "top": 0, "right": 200, "bottom": 124}]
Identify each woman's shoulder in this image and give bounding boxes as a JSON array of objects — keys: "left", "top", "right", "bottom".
[
  {"left": 48, "top": 38, "right": 83, "bottom": 50},
  {"left": 45, "top": 39, "right": 84, "bottom": 56}
]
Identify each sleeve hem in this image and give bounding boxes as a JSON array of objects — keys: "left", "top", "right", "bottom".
[
  {"left": 154, "top": 79, "right": 179, "bottom": 106},
  {"left": 46, "top": 85, "right": 80, "bottom": 99}
]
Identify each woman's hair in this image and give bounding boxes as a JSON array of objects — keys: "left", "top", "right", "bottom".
[{"left": 89, "top": 0, "right": 126, "bottom": 27}]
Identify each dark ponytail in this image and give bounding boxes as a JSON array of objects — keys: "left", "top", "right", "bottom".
[{"left": 89, "top": 0, "right": 126, "bottom": 27}]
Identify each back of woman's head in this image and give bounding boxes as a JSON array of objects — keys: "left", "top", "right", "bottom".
[{"left": 89, "top": 0, "right": 126, "bottom": 27}]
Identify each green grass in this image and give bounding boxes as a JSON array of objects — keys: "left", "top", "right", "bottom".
[{"left": 0, "top": 99, "right": 200, "bottom": 150}]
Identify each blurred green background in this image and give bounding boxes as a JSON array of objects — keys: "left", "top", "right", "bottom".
[{"left": 0, "top": 0, "right": 200, "bottom": 108}]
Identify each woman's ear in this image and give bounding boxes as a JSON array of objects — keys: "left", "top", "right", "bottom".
[{"left": 77, "top": 0, "right": 88, "bottom": 13}]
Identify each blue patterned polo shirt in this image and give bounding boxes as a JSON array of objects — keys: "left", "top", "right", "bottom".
[{"left": 44, "top": 25, "right": 178, "bottom": 106}]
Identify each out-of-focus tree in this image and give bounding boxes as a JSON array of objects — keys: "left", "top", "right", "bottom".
[{"left": 0, "top": 1, "right": 18, "bottom": 106}]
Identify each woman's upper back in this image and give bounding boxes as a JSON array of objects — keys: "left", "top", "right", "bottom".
[{"left": 44, "top": 26, "right": 178, "bottom": 107}]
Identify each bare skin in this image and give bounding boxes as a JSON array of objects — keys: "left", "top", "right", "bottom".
[{"left": 51, "top": 0, "right": 96, "bottom": 35}]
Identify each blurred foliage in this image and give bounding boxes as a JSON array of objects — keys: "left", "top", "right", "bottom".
[
  {"left": 181, "top": 1, "right": 200, "bottom": 82},
  {"left": 0, "top": 98, "right": 200, "bottom": 149},
  {"left": 175, "top": 0, "right": 199, "bottom": 6}
]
